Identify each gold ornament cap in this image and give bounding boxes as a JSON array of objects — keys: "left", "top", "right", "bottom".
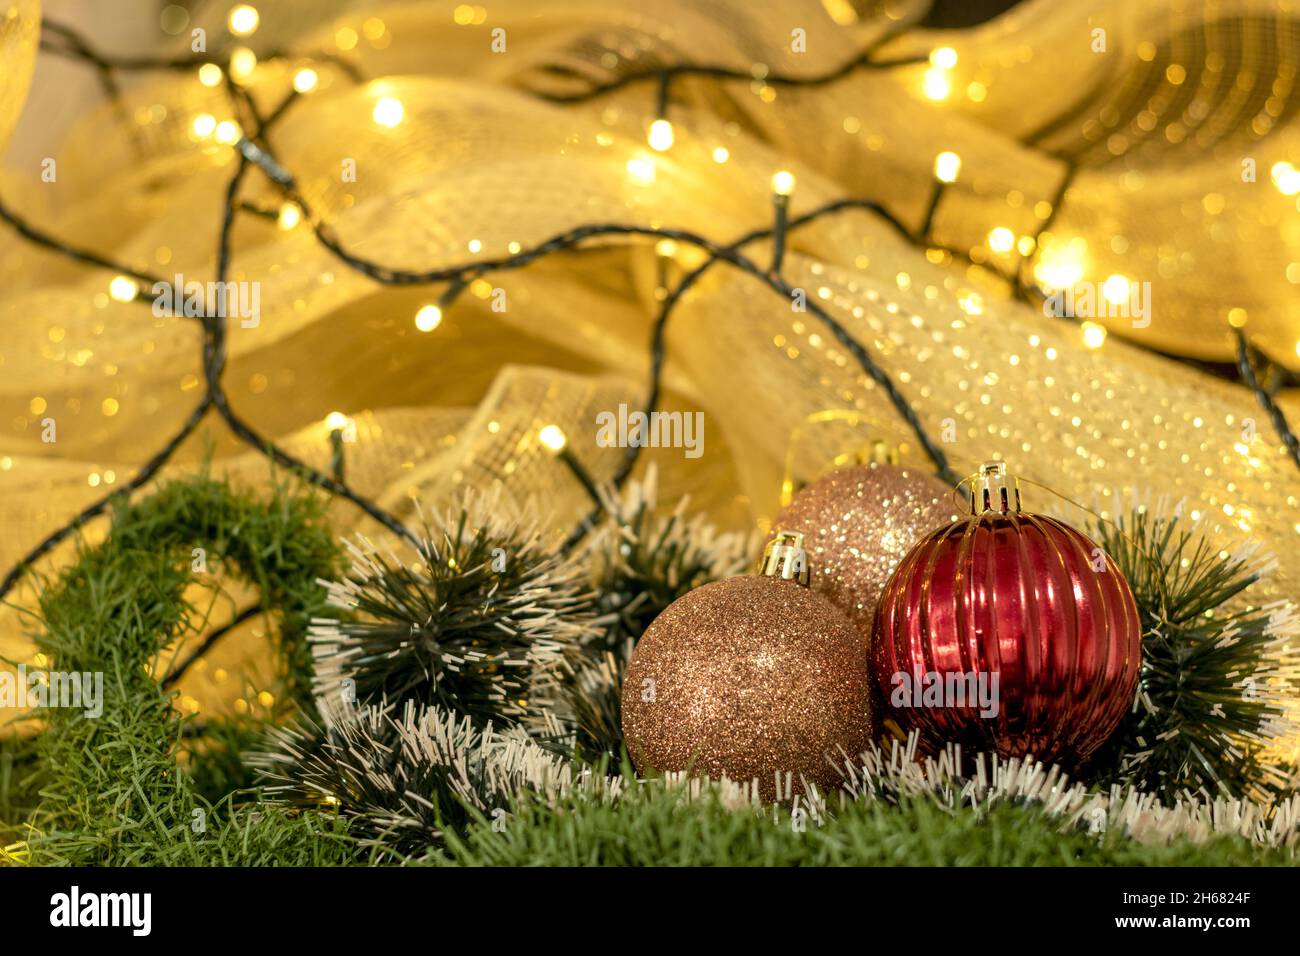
[
  {"left": 855, "top": 439, "right": 900, "bottom": 466},
  {"left": 759, "top": 530, "right": 810, "bottom": 586},
  {"left": 969, "top": 461, "right": 1021, "bottom": 515}
]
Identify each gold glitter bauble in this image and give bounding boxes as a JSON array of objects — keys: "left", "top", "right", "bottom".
[
  {"left": 775, "top": 463, "right": 957, "bottom": 636},
  {"left": 621, "top": 572, "right": 872, "bottom": 800}
]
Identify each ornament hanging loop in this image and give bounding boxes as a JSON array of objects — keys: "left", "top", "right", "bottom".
[
  {"left": 950, "top": 455, "right": 1175, "bottom": 624},
  {"left": 968, "top": 461, "right": 1021, "bottom": 515},
  {"left": 759, "top": 530, "right": 810, "bottom": 586}
]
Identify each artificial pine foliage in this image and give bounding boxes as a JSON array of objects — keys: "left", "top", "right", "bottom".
[
  {"left": 252, "top": 698, "right": 613, "bottom": 860},
  {"left": 310, "top": 490, "right": 599, "bottom": 729},
  {"left": 1087, "top": 503, "right": 1300, "bottom": 801}
]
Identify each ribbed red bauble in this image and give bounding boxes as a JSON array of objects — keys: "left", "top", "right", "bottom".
[{"left": 870, "top": 462, "right": 1141, "bottom": 768}]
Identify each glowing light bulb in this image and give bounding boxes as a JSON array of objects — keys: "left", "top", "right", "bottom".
[
  {"left": 415, "top": 305, "right": 442, "bottom": 332},
  {"left": 930, "top": 47, "right": 958, "bottom": 69},
  {"left": 277, "top": 202, "right": 301, "bottom": 230},
  {"left": 987, "top": 227, "right": 1015, "bottom": 253},
  {"left": 1034, "top": 260, "right": 1084, "bottom": 290},
  {"left": 1081, "top": 321, "right": 1107, "bottom": 349},
  {"left": 655, "top": 238, "right": 678, "bottom": 258},
  {"left": 324, "top": 411, "right": 351, "bottom": 431},
  {"left": 538, "top": 425, "right": 567, "bottom": 452},
  {"left": 227, "top": 5, "right": 260, "bottom": 36},
  {"left": 933, "top": 151, "right": 961, "bottom": 183},
  {"left": 1270, "top": 161, "right": 1300, "bottom": 196},
  {"left": 198, "top": 63, "right": 223, "bottom": 87},
  {"left": 109, "top": 276, "right": 138, "bottom": 302},
  {"left": 214, "top": 120, "right": 241, "bottom": 144},
  {"left": 923, "top": 67, "right": 951, "bottom": 100},
  {"left": 373, "top": 96, "right": 404, "bottom": 127},
  {"left": 772, "top": 169, "right": 796, "bottom": 196},
  {"left": 292, "top": 68, "right": 319, "bottom": 93},
  {"left": 626, "top": 155, "right": 656, "bottom": 185},
  {"left": 1102, "top": 274, "right": 1130, "bottom": 306},
  {"left": 647, "top": 118, "right": 674, "bottom": 151},
  {"left": 1032, "top": 236, "right": 1089, "bottom": 291},
  {"left": 191, "top": 113, "right": 217, "bottom": 138},
  {"left": 228, "top": 46, "right": 257, "bottom": 81},
  {"left": 712, "top": 145, "right": 730, "bottom": 163}
]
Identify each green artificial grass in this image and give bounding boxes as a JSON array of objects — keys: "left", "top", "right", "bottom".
[
  {"left": 436, "top": 785, "right": 1294, "bottom": 867},
  {"left": 4, "top": 472, "right": 343, "bottom": 865}
]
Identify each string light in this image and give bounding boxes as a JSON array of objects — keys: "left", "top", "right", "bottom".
[
  {"left": 1033, "top": 256, "right": 1084, "bottom": 291},
  {"left": 923, "top": 67, "right": 951, "bottom": 101},
  {"left": 626, "top": 155, "right": 656, "bottom": 185},
  {"left": 1102, "top": 274, "right": 1130, "bottom": 306},
  {"left": 929, "top": 47, "right": 958, "bottom": 69},
  {"left": 227, "top": 5, "right": 260, "bottom": 37},
  {"left": 198, "top": 63, "right": 223, "bottom": 87},
  {"left": 191, "top": 112, "right": 217, "bottom": 138},
  {"left": 988, "top": 227, "right": 1016, "bottom": 253},
  {"left": 277, "top": 202, "right": 302, "bottom": 230},
  {"left": 712, "top": 146, "right": 730, "bottom": 163},
  {"left": 933, "top": 151, "right": 962, "bottom": 183},
  {"left": 228, "top": 46, "right": 257, "bottom": 82},
  {"left": 647, "top": 118, "right": 674, "bottom": 151},
  {"left": 1081, "top": 321, "right": 1107, "bottom": 349},
  {"left": 923, "top": 47, "right": 957, "bottom": 101},
  {"left": 538, "top": 425, "right": 567, "bottom": 452},
  {"left": 108, "top": 275, "right": 138, "bottom": 302},
  {"left": 373, "top": 96, "right": 405, "bottom": 127},
  {"left": 1270, "top": 161, "right": 1300, "bottom": 197},
  {"left": 920, "top": 153, "right": 961, "bottom": 240},
  {"left": 214, "top": 120, "right": 242, "bottom": 144},
  {"left": 324, "top": 411, "right": 351, "bottom": 432},
  {"left": 414, "top": 304, "right": 442, "bottom": 332},
  {"left": 292, "top": 68, "right": 319, "bottom": 94},
  {"left": 770, "top": 171, "right": 795, "bottom": 273}
]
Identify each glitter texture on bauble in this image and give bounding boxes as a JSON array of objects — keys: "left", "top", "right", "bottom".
[
  {"left": 620, "top": 531, "right": 873, "bottom": 800},
  {"left": 775, "top": 454, "right": 957, "bottom": 637}
]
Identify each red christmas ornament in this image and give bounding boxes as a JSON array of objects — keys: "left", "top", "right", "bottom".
[{"left": 870, "top": 462, "right": 1141, "bottom": 768}]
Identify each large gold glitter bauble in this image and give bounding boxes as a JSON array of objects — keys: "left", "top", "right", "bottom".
[
  {"left": 621, "top": 533, "right": 872, "bottom": 800},
  {"left": 775, "top": 462, "right": 957, "bottom": 637}
]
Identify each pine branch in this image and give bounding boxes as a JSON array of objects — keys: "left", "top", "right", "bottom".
[
  {"left": 310, "top": 490, "right": 599, "bottom": 730},
  {"left": 1085, "top": 502, "right": 1300, "bottom": 801}
]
